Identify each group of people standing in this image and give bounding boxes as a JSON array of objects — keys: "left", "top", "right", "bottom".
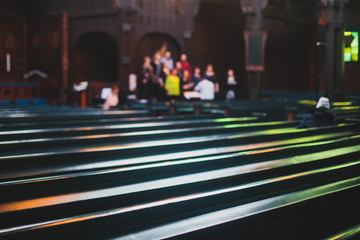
[{"left": 139, "top": 51, "right": 241, "bottom": 101}]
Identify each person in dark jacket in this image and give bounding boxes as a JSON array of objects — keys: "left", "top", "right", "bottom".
[{"left": 298, "top": 97, "right": 336, "bottom": 128}]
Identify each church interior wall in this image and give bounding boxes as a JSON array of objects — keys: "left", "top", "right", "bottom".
[{"left": 0, "top": 0, "right": 359, "bottom": 104}]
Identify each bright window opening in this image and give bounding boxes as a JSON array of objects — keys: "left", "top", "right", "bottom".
[{"left": 344, "top": 31, "right": 359, "bottom": 62}]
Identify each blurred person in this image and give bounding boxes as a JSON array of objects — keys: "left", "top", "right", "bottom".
[
  {"left": 151, "top": 52, "right": 162, "bottom": 80},
  {"left": 226, "top": 69, "right": 239, "bottom": 100},
  {"left": 160, "top": 61, "right": 170, "bottom": 86},
  {"left": 159, "top": 62, "right": 171, "bottom": 101},
  {"left": 180, "top": 53, "right": 192, "bottom": 77},
  {"left": 205, "top": 64, "right": 219, "bottom": 97},
  {"left": 154, "top": 43, "right": 167, "bottom": 60},
  {"left": 194, "top": 75, "right": 215, "bottom": 100},
  {"left": 182, "top": 70, "right": 193, "bottom": 91},
  {"left": 140, "top": 56, "right": 154, "bottom": 100},
  {"left": 161, "top": 51, "right": 174, "bottom": 70},
  {"left": 151, "top": 52, "right": 165, "bottom": 101},
  {"left": 165, "top": 68, "right": 181, "bottom": 101},
  {"left": 298, "top": 97, "right": 336, "bottom": 128},
  {"left": 102, "top": 85, "right": 119, "bottom": 110},
  {"left": 192, "top": 66, "right": 201, "bottom": 87},
  {"left": 175, "top": 61, "right": 184, "bottom": 81}
]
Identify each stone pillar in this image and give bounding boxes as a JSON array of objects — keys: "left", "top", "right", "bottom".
[
  {"left": 62, "top": 11, "right": 70, "bottom": 104},
  {"left": 178, "top": 0, "right": 200, "bottom": 57},
  {"left": 323, "top": 0, "right": 345, "bottom": 100},
  {"left": 22, "top": 18, "right": 28, "bottom": 81},
  {"left": 241, "top": 0, "right": 268, "bottom": 99},
  {"left": 118, "top": 2, "right": 138, "bottom": 90}
]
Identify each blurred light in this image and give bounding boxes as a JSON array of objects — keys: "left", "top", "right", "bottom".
[
  {"left": 333, "top": 106, "right": 360, "bottom": 110},
  {"left": 344, "top": 31, "right": 359, "bottom": 63},
  {"left": 214, "top": 117, "right": 257, "bottom": 123},
  {"left": 332, "top": 101, "right": 353, "bottom": 106},
  {"left": 298, "top": 100, "right": 316, "bottom": 106},
  {"left": 327, "top": 224, "right": 360, "bottom": 240}
]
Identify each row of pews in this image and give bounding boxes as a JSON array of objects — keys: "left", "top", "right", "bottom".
[{"left": 0, "top": 102, "right": 360, "bottom": 239}]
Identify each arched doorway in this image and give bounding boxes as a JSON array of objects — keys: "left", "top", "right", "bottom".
[
  {"left": 72, "top": 32, "right": 118, "bottom": 84},
  {"left": 135, "top": 33, "right": 181, "bottom": 75}
]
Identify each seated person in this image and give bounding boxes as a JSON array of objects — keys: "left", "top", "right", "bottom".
[
  {"left": 194, "top": 75, "right": 215, "bottom": 100},
  {"left": 297, "top": 97, "right": 336, "bottom": 128},
  {"left": 102, "top": 85, "right": 119, "bottom": 110}
]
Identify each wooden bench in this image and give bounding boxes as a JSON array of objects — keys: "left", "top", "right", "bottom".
[
  {"left": 0, "top": 133, "right": 359, "bottom": 239},
  {"left": 0, "top": 105, "right": 359, "bottom": 239},
  {"left": 0, "top": 109, "right": 151, "bottom": 124}
]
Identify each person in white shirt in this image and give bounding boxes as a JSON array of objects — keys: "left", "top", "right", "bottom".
[
  {"left": 102, "top": 85, "right": 119, "bottom": 110},
  {"left": 194, "top": 76, "right": 215, "bottom": 100}
]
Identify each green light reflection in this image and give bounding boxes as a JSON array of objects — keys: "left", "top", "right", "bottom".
[
  {"left": 214, "top": 117, "right": 257, "bottom": 123},
  {"left": 0, "top": 117, "right": 259, "bottom": 136},
  {"left": 332, "top": 102, "right": 353, "bottom": 107},
  {"left": 298, "top": 100, "right": 316, "bottom": 106},
  {"left": 223, "top": 121, "right": 292, "bottom": 129},
  {"left": 326, "top": 224, "right": 360, "bottom": 240},
  {"left": 333, "top": 106, "right": 360, "bottom": 111},
  {"left": 4, "top": 132, "right": 359, "bottom": 186},
  {"left": 3, "top": 161, "right": 360, "bottom": 236}
]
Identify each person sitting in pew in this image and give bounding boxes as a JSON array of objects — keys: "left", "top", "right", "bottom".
[
  {"left": 298, "top": 97, "right": 336, "bottom": 128},
  {"left": 194, "top": 75, "right": 215, "bottom": 100},
  {"left": 102, "top": 85, "right": 119, "bottom": 110}
]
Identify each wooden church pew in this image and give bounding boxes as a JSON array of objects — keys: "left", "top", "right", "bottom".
[
  {"left": 0, "top": 104, "right": 359, "bottom": 239},
  {"left": 0, "top": 122, "right": 357, "bottom": 171},
  {"left": 0, "top": 117, "right": 260, "bottom": 141},
  {"left": 0, "top": 109, "right": 151, "bottom": 124},
  {"left": 0, "top": 135, "right": 359, "bottom": 239}
]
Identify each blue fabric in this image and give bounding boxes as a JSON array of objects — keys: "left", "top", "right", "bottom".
[
  {"left": 298, "top": 108, "right": 336, "bottom": 128},
  {"left": 1, "top": 83, "right": 39, "bottom": 87}
]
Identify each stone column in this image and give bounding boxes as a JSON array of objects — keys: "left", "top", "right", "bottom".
[
  {"left": 62, "top": 11, "right": 70, "bottom": 104},
  {"left": 22, "top": 18, "right": 28, "bottom": 81},
  {"left": 241, "top": 0, "right": 268, "bottom": 99},
  {"left": 178, "top": 0, "right": 200, "bottom": 56},
  {"left": 118, "top": 1, "right": 138, "bottom": 90},
  {"left": 323, "top": 0, "right": 345, "bottom": 100}
]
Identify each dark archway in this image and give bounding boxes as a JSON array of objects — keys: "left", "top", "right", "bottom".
[
  {"left": 135, "top": 33, "right": 181, "bottom": 75},
  {"left": 72, "top": 32, "right": 118, "bottom": 84}
]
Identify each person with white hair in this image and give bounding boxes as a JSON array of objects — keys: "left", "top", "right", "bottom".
[{"left": 297, "top": 97, "right": 336, "bottom": 128}]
